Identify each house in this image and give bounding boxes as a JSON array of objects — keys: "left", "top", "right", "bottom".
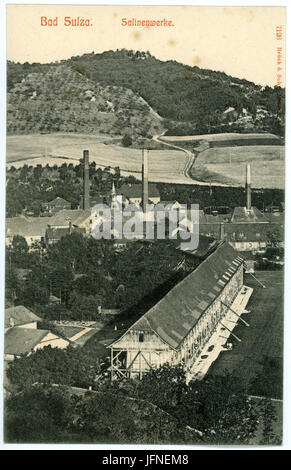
[
  {"left": 109, "top": 242, "right": 247, "bottom": 379},
  {"left": 4, "top": 328, "right": 69, "bottom": 361},
  {"left": 119, "top": 184, "right": 160, "bottom": 206},
  {"left": 41, "top": 197, "right": 71, "bottom": 214},
  {"left": 155, "top": 201, "right": 182, "bottom": 210},
  {"left": 6, "top": 217, "right": 52, "bottom": 247},
  {"left": 45, "top": 226, "right": 86, "bottom": 245},
  {"left": 5, "top": 305, "right": 42, "bottom": 332},
  {"left": 231, "top": 206, "right": 268, "bottom": 224},
  {"left": 199, "top": 222, "right": 284, "bottom": 253},
  {"left": 47, "top": 209, "right": 92, "bottom": 234},
  {"left": 53, "top": 324, "right": 98, "bottom": 347}
]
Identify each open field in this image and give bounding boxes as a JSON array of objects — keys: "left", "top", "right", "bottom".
[
  {"left": 194, "top": 145, "right": 284, "bottom": 188},
  {"left": 161, "top": 132, "right": 281, "bottom": 144},
  {"left": 209, "top": 271, "right": 284, "bottom": 394},
  {"left": 7, "top": 133, "right": 193, "bottom": 185},
  {"left": 192, "top": 145, "right": 285, "bottom": 189},
  {"left": 7, "top": 133, "right": 285, "bottom": 188}
]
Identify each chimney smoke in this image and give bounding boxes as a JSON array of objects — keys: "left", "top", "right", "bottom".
[
  {"left": 246, "top": 164, "right": 251, "bottom": 211},
  {"left": 142, "top": 149, "right": 149, "bottom": 212},
  {"left": 83, "top": 150, "right": 90, "bottom": 210}
]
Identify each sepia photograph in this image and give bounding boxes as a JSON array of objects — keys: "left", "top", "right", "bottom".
[{"left": 2, "top": 3, "right": 287, "bottom": 447}]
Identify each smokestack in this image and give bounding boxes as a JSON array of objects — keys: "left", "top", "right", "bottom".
[
  {"left": 142, "top": 149, "right": 149, "bottom": 212},
  {"left": 246, "top": 164, "right": 251, "bottom": 211},
  {"left": 83, "top": 150, "right": 90, "bottom": 210},
  {"left": 219, "top": 222, "right": 225, "bottom": 241}
]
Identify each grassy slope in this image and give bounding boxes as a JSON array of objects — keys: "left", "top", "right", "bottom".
[
  {"left": 7, "top": 64, "right": 164, "bottom": 137},
  {"left": 7, "top": 133, "right": 194, "bottom": 185},
  {"left": 210, "top": 271, "right": 283, "bottom": 393},
  {"left": 193, "top": 145, "right": 285, "bottom": 189}
]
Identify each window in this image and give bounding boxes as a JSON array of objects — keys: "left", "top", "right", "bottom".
[{"left": 139, "top": 333, "right": 144, "bottom": 342}]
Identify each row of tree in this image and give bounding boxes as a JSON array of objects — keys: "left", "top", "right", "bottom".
[
  {"left": 6, "top": 233, "right": 193, "bottom": 321},
  {"left": 5, "top": 361, "right": 281, "bottom": 445},
  {"left": 6, "top": 162, "right": 136, "bottom": 217}
]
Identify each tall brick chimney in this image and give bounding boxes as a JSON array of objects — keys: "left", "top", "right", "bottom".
[
  {"left": 83, "top": 150, "right": 90, "bottom": 210},
  {"left": 142, "top": 149, "right": 149, "bottom": 212},
  {"left": 219, "top": 221, "right": 225, "bottom": 241},
  {"left": 246, "top": 163, "right": 251, "bottom": 211}
]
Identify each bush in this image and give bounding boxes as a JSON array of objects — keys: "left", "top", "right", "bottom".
[{"left": 121, "top": 134, "right": 132, "bottom": 147}]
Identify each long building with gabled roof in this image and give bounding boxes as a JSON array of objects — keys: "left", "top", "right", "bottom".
[{"left": 109, "top": 241, "right": 246, "bottom": 379}]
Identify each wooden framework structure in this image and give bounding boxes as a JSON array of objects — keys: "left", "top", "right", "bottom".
[{"left": 108, "top": 242, "right": 246, "bottom": 380}]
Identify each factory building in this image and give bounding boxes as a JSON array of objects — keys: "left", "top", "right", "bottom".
[
  {"left": 195, "top": 164, "right": 284, "bottom": 253},
  {"left": 109, "top": 241, "right": 247, "bottom": 379}
]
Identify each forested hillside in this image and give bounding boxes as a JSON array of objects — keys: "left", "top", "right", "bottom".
[
  {"left": 7, "top": 49, "right": 285, "bottom": 137},
  {"left": 7, "top": 64, "right": 164, "bottom": 137}
]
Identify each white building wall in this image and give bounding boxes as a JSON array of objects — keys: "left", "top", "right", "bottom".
[
  {"left": 111, "top": 264, "right": 244, "bottom": 377},
  {"left": 178, "top": 264, "right": 243, "bottom": 369},
  {"left": 34, "top": 333, "right": 69, "bottom": 351},
  {"left": 18, "top": 322, "right": 38, "bottom": 329},
  {"left": 112, "top": 330, "right": 173, "bottom": 376}
]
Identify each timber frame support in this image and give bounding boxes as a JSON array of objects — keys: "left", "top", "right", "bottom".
[{"left": 110, "top": 348, "right": 155, "bottom": 380}]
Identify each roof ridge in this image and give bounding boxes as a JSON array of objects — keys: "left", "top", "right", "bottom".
[{"left": 108, "top": 241, "right": 238, "bottom": 349}]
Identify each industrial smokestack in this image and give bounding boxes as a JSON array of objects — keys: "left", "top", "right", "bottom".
[
  {"left": 83, "top": 150, "right": 90, "bottom": 210},
  {"left": 246, "top": 164, "right": 251, "bottom": 211},
  {"left": 142, "top": 149, "right": 149, "bottom": 212},
  {"left": 219, "top": 222, "right": 225, "bottom": 241}
]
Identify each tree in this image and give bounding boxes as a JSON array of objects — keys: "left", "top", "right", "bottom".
[
  {"left": 267, "top": 228, "right": 281, "bottom": 248},
  {"left": 121, "top": 134, "right": 132, "bottom": 147},
  {"left": 137, "top": 363, "right": 187, "bottom": 414},
  {"left": 5, "top": 264, "right": 21, "bottom": 303},
  {"left": 68, "top": 294, "right": 102, "bottom": 320},
  {"left": 9, "top": 235, "right": 29, "bottom": 267},
  {"left": 6, "top": 345, "right": 102, "bottom": 391},
  {"left": 132, "top": 366, "right": 264, "bottom": 444},
  {"left": 5, "top": 385, "right": 75, "bottom": 443}
]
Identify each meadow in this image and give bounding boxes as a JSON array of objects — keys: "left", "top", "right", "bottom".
[
  {"left": 195, "top": 145, "right": 284, "bottom": 188},
  {"left": 161, "top": 132, "right": 281, "bottom": 143},
  {"left": 210, "top": 271, "right": 283, "bottom": 394},
  {"left": 6, "top": 133, "right": 285, "bottom": 188},
  {"left": 6, "top": 133, "right": 192, "bottom": 185}
]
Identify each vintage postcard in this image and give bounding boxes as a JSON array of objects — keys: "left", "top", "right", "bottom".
[{"left": 2, "top": 3, "right": 287, "bottom": 448}]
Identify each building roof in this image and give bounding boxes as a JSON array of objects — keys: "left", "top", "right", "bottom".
[
  {"left": 110, "top": 242, "right": 244, "bottom": 350},
  {"left": 5, "top": 328, "right": 49, "bottom": 355},
  {"left": 184, "top": 236, "right": 219, "bottom": 258},
  {"left": 5, "top": 305, "right": 42, "bottom": 328},
  {"left": 6, "top": 217, "right": 52, "bottom": 238},
  {"left": 48, "top": 209, "right": 91, "bottom": 227},
  {"left": 231, "top": 206, "right": 268, "bottom": 224},
  {"left": 46, "top": 226, "right": 86, "bottom": 241},
  {"left": 44, "top": 197, "right": 71, "bottom": 206},
  {"left": 53, "top": 325, "right": 98, "bottom": 346},
  {"left": 120, "top": 184, "right": 160, "bottom": 199},
  {"left": 204, "top": 213, "right": 231, "bottom": 224},
  {"left": 264, "top": 212, "right": 284, "bottom": 224},
  {"left": 199, "top": 222, "right": 284, "bottom": 243},
  {"left": 225, "top": 223, "right": 284, "bottom": 242},
  {"left": 158, "top": 201, "right": 180, "bottom": 206}
]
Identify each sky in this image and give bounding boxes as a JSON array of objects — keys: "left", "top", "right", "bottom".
[{"left": 6, "top": 4, "right": 286, "bottom": 87}]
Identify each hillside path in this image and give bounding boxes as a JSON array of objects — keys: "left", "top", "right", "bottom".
[{"left": 153, "top": 132, "right": 203, "bottom": 184}]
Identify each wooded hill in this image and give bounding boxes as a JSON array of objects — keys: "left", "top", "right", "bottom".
[
  {"left": 7, "top": 49, "right": 285, "bottom": 137},
  {"left": 7, "top": 64, "right": 164, "bottom": 138}
]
